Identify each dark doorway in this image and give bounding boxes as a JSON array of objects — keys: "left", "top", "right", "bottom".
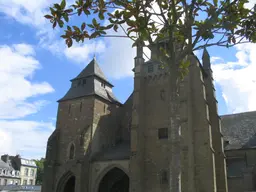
[
  {"left": 98, "top": 167, "right": 129, "bottom": 192},
  {"left": 63, "top": 176, "right": 75, "bottom": 192}
]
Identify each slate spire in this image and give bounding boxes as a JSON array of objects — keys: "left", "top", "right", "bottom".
[
  {"left": 71, "top": 57, "right": 112, "bottom": 86},
  {"left": 58, "top": 57, "right": 119, "bottom": 103},
  {"left": 202, "top": 48, "right": 211, "bottom": 69}
]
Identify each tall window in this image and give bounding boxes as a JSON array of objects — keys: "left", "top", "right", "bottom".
[
  {"left": 4, "top": 179, "right": 7, "bottom": 185},
  {"left": 30, "top": 169, "right": 34, "bottom": 177},
  {"left": 23, "top": 180, "right": 27, "bottom": 185},
  {"left": 30, "top": 179, "right": 33, "bottom": 185},
  {"left": 80, "top": 102, "right": 83, "bottom": 112},
  {"left": 69, "top": 143, "right": 75, "bottom": 160},
  {"left": 25, "top": 168, "right": 29, "bottom": 176}
]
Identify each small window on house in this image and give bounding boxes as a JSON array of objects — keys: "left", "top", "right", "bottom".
[
  {"left": 101, "top": 82, "right": 105, "bottom": 88},
  {"left": 148, "top": 65, "right": 154, "bottom": 73},
  {"left": 158, "top": 128, "right": 168, "bottom": 139},
  {"left": 83, "top": 79, "right": 86, "bottom": 85},
  {"left": 69, "top": 143, "right": 75, "bottom": 160},
  {"left": 4, "top": 179, "right": 7, "bottom": 185},
  {"left": 78, "top": 80, "right": 81, "bottom": 86},
  {"left": 80, "top": 102, "right": 83, "bottom": 112},
  {"left": 29, "top": 179, "right": 33, "bottom": 185},
  {"left": 23, "top": 179, "right": 27, "bottom": 185}
]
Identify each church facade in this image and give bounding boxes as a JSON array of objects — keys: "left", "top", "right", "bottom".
[{"left": 42, "top": 42, "right": 256, "bottom": 192}]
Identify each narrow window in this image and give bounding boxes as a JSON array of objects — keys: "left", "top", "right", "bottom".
[
  {"left": 160, "top": 170, "right": 168, "bottom": 184},
  {"left": 25, "top": 168, "right": 29, "bottom": 176},
  {"left": 30, "top": 169, "right": 34, "bottom": 177},
  {"left": 158, "top": 128, "right": 168, "bottom": 139},
  {"left": 83, "top": 79, "right": 86, "bottom": 85},
  {"left": 68, "top": 104, "right": 71, "bottom": 114},
  {"left": 148, "top": 65, "right": 153, "bottom": 73},
  {"left": 80, "top": 102, "right": 83, "bottom": 112},
  {"left": 23, "top": 179, "right": 27, "bottom": 185},
  {"left": 78, "top": 80, "right": 81, "bottom": 86},
  {"left": 69, "top": 143, "right": 75, "bottom": 160},
  {"left": 101, "top": 82, "right": 105, "bottom": 88}
]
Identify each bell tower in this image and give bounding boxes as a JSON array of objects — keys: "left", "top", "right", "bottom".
[
  {"left": 42, "top": 57, "right": 120, "bottom": 192},
  {"left": 129, "top": 41, "right": 223, "bottom": 192}
]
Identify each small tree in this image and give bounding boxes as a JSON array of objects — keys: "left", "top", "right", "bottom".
[
  {"left": 45, "top": 0, "right": 255, "bottom": 191},
  {"left": 34, "top": 158, "right": 45, "bottom": 185}
]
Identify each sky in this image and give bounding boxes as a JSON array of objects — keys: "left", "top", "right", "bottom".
[{"left": 0, "top": 0, "right": 255, "bottom": 159}]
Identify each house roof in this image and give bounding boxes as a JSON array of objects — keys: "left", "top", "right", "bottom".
[
  {"left": 221, "top": 111, "right": 256, "bottom": 150},
  {"left": 71, "top": 57, "right": 113, "bottom": 87}
]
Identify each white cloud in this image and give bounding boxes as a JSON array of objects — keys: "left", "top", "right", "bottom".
[
  {"left": 13, "top": 43, "right": 35, "bottom": 56},
  {"left": 212, "top": 43, "right": 256, "bottom": 114},
  {"left": 0, "top": 120, "right": 54, "bottom": 159},
  {"left": 0, "top": 44, "right": 54, "bottom": 119},
  {"left": 64, "top": 40, "right": 106, "bottom": 63},
  {"left": 0, "top": 43, "right": 54, "bottom": 159}
]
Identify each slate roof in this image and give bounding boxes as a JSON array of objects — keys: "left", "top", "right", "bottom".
[
  {"left": 221, "top": 111, "right": 256, "bottom": 150},
  {"left": 58, "top": 57, "right": 120, "bottom": 103},
  {"left": 0, "top": 159, "right": 13, "bottom": 170},
  {"left": 71, "top": 57, "right": 113, "bottom": 87},
  {"left": 0, "top": 159, "right": 10, "bottom": 169}
]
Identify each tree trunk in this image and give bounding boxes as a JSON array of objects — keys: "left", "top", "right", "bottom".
[{"left": 168, "top": 64, "right": 181, "bottom": 192}]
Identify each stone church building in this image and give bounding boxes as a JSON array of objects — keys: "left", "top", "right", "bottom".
[{"left": 42, "top": 41, "right": 256, "bottom": 192}]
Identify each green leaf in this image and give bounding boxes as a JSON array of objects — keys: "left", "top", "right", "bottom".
[
  {"left": 213, "top": 0, "right": 218, "bottom": 6},
  {"left": 63, "top": 14, "right": 69, "bottom": 22},
  {"left": 83, "top": 8, "right": 90, "bottom": 15},
  {"left": 88, "top": 24, "right": 94, "bottom": 28},
  {"left": 60, "top": 0, "right": 66, "bottom": 9},
  {"left": 66, "top": 38, "right": 73, "bottom": 48},
  {"left": 44, "top": 15, "right": 53, "bottom": 19},
  {"left": 114, "top": 25, "right": 118, "bottom": 32},
  {"left": 99, "top": 12, "right": 104, "bottom": 20},
  {"left": 58, "top": 20, "right": 64, "bottom": 28},
  {"left": 73, "top": 26, "right": 80, "bottom": 32},
  {"left": 81, "top": 23, "right": 86, "bottom": 31},
  {"left": 92, "top": 18, "right": 97, "bottom": 26},
  {"left": 53, "top": 21, "right": 57, "bottom": 28}
]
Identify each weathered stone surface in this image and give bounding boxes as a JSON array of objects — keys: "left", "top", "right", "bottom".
[{"left": 43, "top": 47, "right": 256, "bottom": 192}]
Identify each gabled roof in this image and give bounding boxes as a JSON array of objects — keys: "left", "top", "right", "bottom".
[
  {"left": 71, "top": 57, "right": 113, "bottom": 87},
  {"left": 221, "top": 111, "right": 256, "bottom": 150}
]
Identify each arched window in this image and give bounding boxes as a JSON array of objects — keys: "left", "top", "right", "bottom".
[{"left": 69, "top": 143, "right": 75, "bottom": 160}]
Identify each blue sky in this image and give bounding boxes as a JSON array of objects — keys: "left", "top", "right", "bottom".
[{"left": 0, "top": 0, "right": 255, "bottom": 159}]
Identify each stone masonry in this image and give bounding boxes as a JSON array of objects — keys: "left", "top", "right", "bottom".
[{"left": 42, "top": 40, "right": 256, "bottom": 192}]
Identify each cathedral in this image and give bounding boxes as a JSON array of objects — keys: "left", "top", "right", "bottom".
[{"left": 42, "top": 40, "right": 256, "bottom": 192}]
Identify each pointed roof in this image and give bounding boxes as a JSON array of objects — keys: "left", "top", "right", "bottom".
[
  {"left": 58, "top": 57, "right": 120, "bottom": 103},
  {"left": 202, "top": 48, "right": 210, "bottom": 58},
  {"left": 71, "top": 57, "right": 113, "bottom": 87}
]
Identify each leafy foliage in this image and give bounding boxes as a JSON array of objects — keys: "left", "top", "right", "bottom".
[
  {"left": 45, "top": 0, "right": 255, "bottom": 75},
  {"left": 33, "top": 158, "right": 45, "bottom": 185}
]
